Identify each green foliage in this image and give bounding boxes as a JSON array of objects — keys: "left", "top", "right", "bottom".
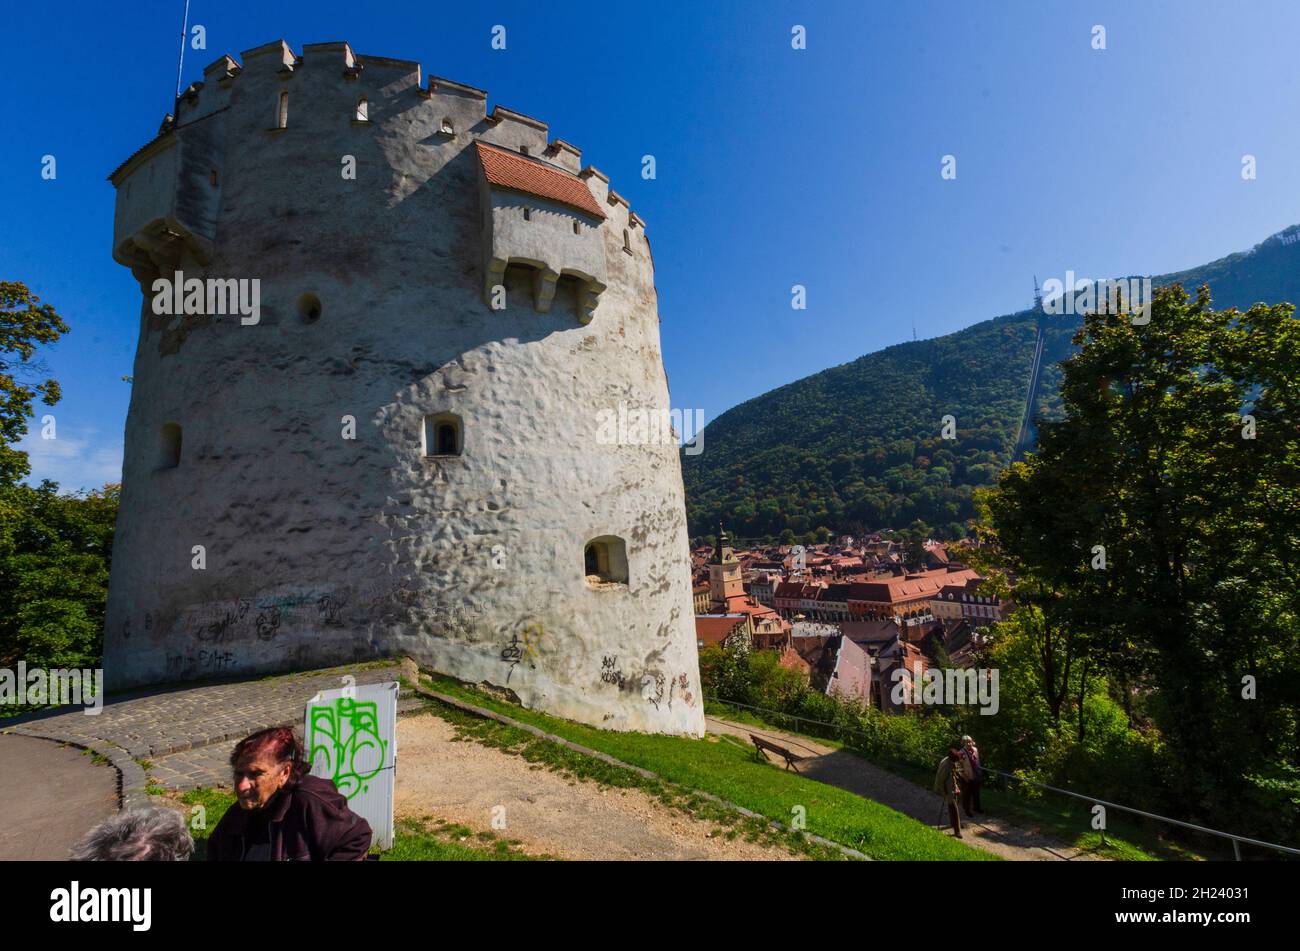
[
  {"left": 0, "top": 282, "right": 69, "bottom": 486},
  {"left": 0, "top": 281, "right": 117, "bottom": 686},
  {"left": 702, "top": 643, "right": 957, "bottom": 774},
  {"left": 951, "top": 610, "right": 1162, "bottom": 810},
  {"left": 0, "top": 482, "right": 118, "bottom": 674},
  {"left": 981, "top": 282, "right": 1300, "bottom": 847}
]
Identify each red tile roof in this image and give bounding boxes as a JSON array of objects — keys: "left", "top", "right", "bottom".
[
  {"left": 475, "top": 141, "right": 606, "bottom": 219},
  {"left": 695, "top": 615, "right": 748, "bottom": 646},
  {"left": 723, "top": 595, "right": 779, "bottom": 619},
  {"left": 849, "top": 568, "right": 980, "bottom": 604},
  {"left": 778, "top": 646, "right": 811, "bottom": 675}
]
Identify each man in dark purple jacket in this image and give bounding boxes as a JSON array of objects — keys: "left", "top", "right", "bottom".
[{"left": 207, "top": 726, "right": 372, "bottom": 861}]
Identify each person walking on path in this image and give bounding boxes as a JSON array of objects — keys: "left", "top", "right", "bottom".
[
  {"left": 934, "top": 746, "right": 964, "bottom": 838},
  {"left": 959, "top": 735, "right": 982, "bottom": 817}
]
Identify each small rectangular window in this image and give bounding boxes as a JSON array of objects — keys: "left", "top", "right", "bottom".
[
  {"left": 423, "top": 414, "right": 463, "bottom": 457},
  {"left": 277, "top": 91, "right": 289, "bottom": 129}
]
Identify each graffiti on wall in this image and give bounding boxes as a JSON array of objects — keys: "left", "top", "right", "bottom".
[
  {"left": 165, "top": 649, "right": 237, "bottom": 678},
  {"left": 500, "top": 622, "right": 543, "bottom": 684},
  {"left": 671, "top": 672, "right": 695, "bottom": 709},
  {"left": 306, "top": 696, "right": 387, "bottom": 800},
  {"left": 641, "top": 671, "right": 666, "bottom": 709},
  {"left": 600, "top": 654, "right": 627, "bottom": 689},
  {"left": 599, "top": 655, "right": 695, "bottom": 712},
  {"left": 153, "top": 579, "right": 439, "bottom": 648}
]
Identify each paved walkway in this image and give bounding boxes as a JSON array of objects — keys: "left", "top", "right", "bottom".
[
  {"left": 705, "top": 714, "right": 1105, "bottom": 861},
  {"left": 1, "top": 663, "right": 405, "bottom": 807},
  {"left": 0, "top": 733, "right": 119, "bottom": 860}
]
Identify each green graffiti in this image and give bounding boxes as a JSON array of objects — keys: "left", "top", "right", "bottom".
[{"left": 306, "top": 697, "right": 387, "bottom": 799}]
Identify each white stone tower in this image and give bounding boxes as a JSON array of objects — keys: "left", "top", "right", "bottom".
[{"left": 103, "top": 40, "right": 702, "bottom": 736}]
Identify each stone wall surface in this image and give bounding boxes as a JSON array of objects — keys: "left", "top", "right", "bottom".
[{"left": 103, "top": 40, "right": 703, "bottom": 736}]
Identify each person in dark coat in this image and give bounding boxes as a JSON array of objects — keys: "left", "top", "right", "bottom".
[
  {"left": 934, "top": 745, "right": 964, "bottom": 838},
  {"left": 207, "top": 726, "right": 372, "bottom": 861}
]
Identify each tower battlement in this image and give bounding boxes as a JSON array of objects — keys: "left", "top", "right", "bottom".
[
  {"left": 102, "top": 41, "right": 700, "bottom": 736},
  {"left": 110, "top": 38, "right": 650, "bottom": 320}
]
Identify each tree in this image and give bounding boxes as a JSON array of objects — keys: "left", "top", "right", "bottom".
[
  {"left": 0, "top": 282, "right": 119, "bottom": 680},
  {"left": 0, "top": 482, "right": 119, "bottom": 670},
  {"left": 981, "top": 284, "right": 1300, "bottom": 827},
  {"left": 1, "top": 282, "right": 69, "bottom": 486}
]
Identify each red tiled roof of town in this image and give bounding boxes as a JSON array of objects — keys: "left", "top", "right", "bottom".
[
  {"left": 475, "top": 141, "right": 606, "bottom": 219},
  {"left": 694, "top": 615, "right": 747, "bottom": 646},
  {"left": 935, "top": 580, "right": 973, "bottom": 599},
  {"left": 723, "top": 595, "right": 779, "bottom": 619},
  {"left": 849, "top": 568, "right": 980, "bottom": 604},
  {"left": 778, "top": 646, "right": 811, "bottom": 675},
  {"left": 774, "top": 581, "right": 805, "bottom": 599},
  {"left": 823, "top": 583, "right": 856, "bottom": 602},
  {"left": 841, "top": 619, "right": 904, "bottom": 645},
  {"left": 900, "top": 641, "right": 929, "bottom": 673}
]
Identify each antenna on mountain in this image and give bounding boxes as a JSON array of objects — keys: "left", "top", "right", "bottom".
[
  {"left": 1033, "top": 274, "right": 1042, "bottom": 313},
  {"left": 912, "top": 317, "right": 917, "bottom": 342},
  {"left": 174, "top": 0, "right": 192, "bottom": 102}
]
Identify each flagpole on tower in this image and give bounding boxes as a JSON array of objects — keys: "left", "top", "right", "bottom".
[{"left": 175, "top": 0, "right": 192, "bottom": 103}]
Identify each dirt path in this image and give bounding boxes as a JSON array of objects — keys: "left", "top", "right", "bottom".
[
  {"left": 705, "top": 714, "right": 1104, "bottom": 861},
  {"left": 394, "top": 711, "right": 799, "bottom": 861}
]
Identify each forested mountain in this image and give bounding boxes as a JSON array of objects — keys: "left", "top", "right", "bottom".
[{"left": 682, "top": 225, "right": 1300, "bottom": 542}]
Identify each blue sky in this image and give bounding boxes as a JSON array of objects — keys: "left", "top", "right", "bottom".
[{"left": 6, "top": 0, "right": 1300, "bottom": 490}]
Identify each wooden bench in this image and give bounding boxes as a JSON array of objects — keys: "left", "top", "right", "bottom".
[{"left": 750, "top": 734, "right": 801, "bottom": 771}]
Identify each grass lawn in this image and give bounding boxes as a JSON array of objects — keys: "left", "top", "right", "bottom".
[
  {"left": 701, "top": 699, "right": 1214, "bottom": 862},
  {"left": 418, "top": 673, "right": 995, "bottom": 861}
]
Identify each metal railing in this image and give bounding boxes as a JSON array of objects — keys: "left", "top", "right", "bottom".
[{"left": 705, "top": 694, "right": 1300, "bottom": 860}]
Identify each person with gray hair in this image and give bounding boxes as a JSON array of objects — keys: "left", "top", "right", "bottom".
[{"left": 69, "top": 807, "right": 195, "bottom": 861}]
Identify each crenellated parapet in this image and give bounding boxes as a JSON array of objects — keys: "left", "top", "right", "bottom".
[{"left": 108, "top": 38, "right": 654, "bottom": 320}]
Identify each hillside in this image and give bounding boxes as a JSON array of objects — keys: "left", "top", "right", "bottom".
[{"left": 682, "top": 225, "right": 1300, "bottom": 541}]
